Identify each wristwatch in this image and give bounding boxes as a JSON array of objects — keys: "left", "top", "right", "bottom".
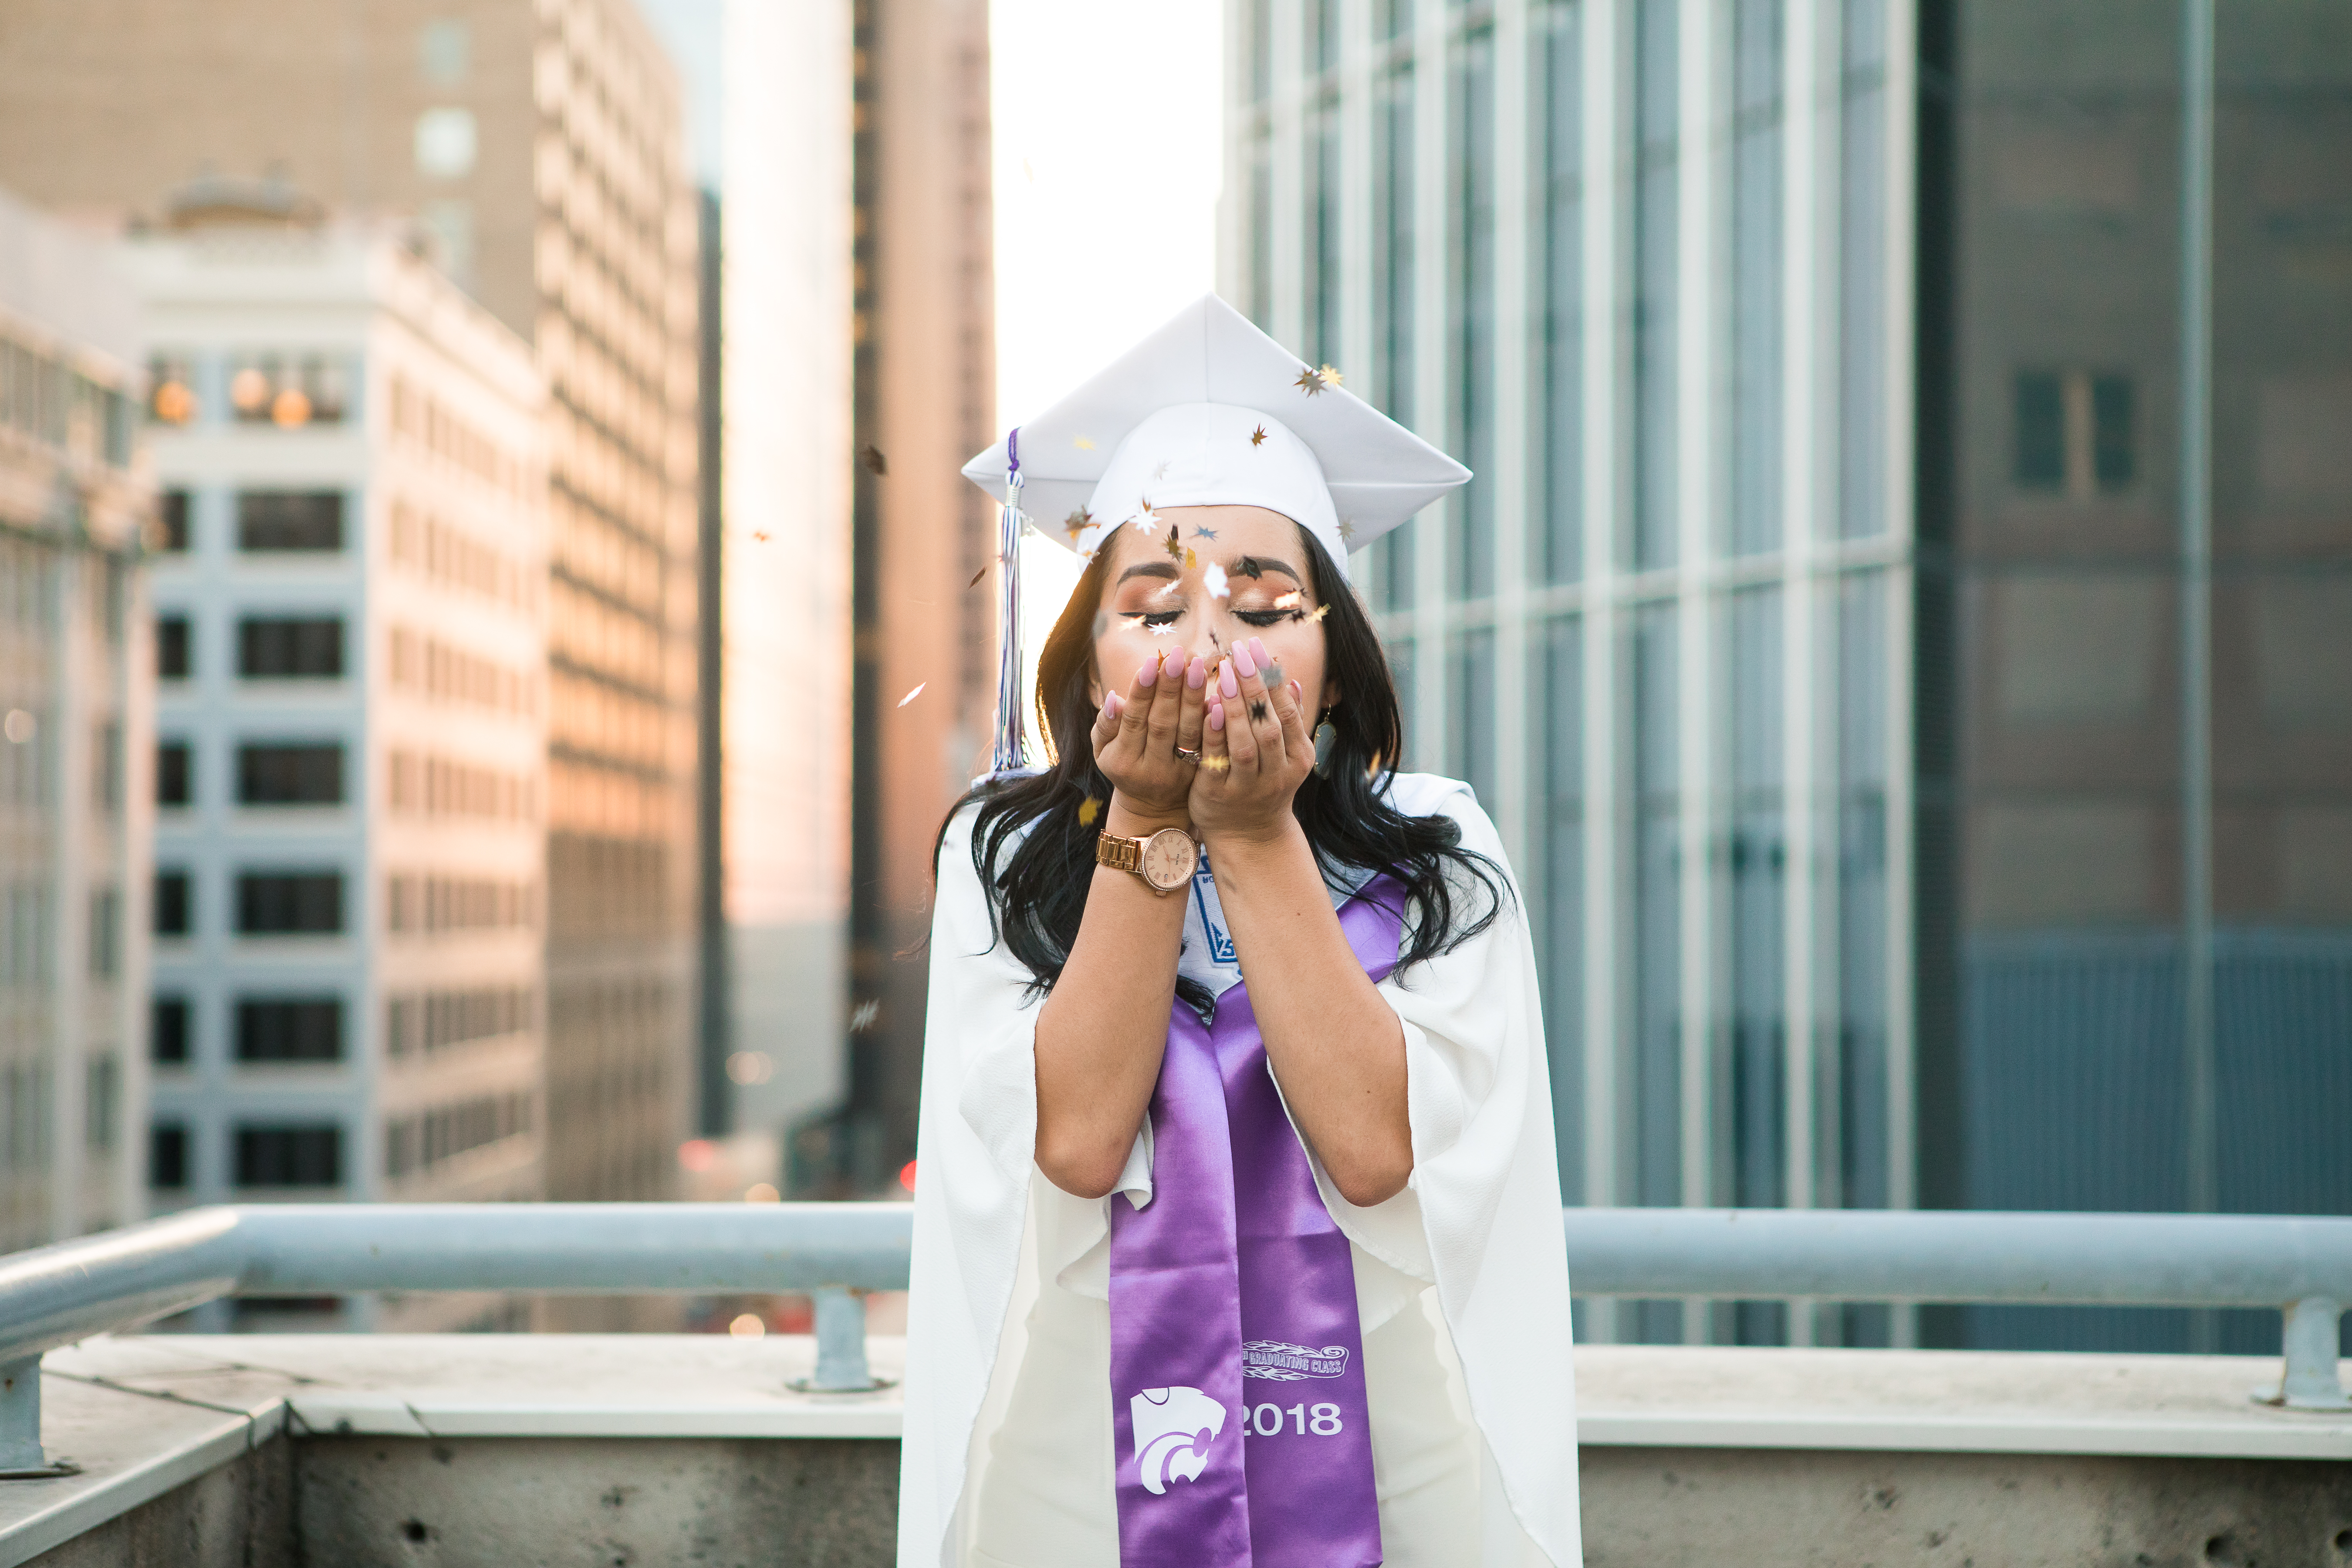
[{"left": 1096, "top": 826, "right": 1198, "bottom": 894}]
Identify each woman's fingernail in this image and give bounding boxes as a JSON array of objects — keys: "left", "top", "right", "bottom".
[
  {"left": 1188, "top": 657, "right": 1207, "bottom": 689},
  {"left": 1249, "top": 637, "right": 1268, "bottom": 667},
  {"left": 1233, "top": 641, "right": 1257, "bottom": 678},
  {"left": 1138, "top": 659, "right": 1158, "bottom": 687},
  {"left": 1207, "top": 702, "right": 1224, "bottom": 732},
  {"left": 1219, "top": 662, "right": 1240, "bottom": 698},
  {"left": 1289, "top": 679, "right": 1302, "bottom": 702},
  {"left": 1105, "top": 693, "right": 1122, "bottom": 718}
]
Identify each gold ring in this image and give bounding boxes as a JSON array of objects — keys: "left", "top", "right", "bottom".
[{"left": 1174, "top": 746, "right": 1202, "bottom": 764}]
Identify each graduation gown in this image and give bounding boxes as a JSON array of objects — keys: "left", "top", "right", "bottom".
[{"left": 897, "top": 774, "right": 1583, "bottom": 1567}]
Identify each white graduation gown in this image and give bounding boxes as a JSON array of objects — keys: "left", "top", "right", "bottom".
[{"left": 897, "top": 774, "right": 1582, "bottom": 1568}]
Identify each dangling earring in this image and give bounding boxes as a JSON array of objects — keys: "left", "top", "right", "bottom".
[{"left": 1312, "top": 708, "right": 1338, "bottom": 776}]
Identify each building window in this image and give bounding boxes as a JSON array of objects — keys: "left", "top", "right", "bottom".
[
  {"left": 237, "top": 743, "right": 344, "bottom": 806},
  {"left": 158, "top": 490, "right": 191, "bottom": 551},
  {"left": 154, "top": 870, "right": 191, "bottom": 936},
  {"left": 234, "top": 871, "right": 343, "bottom": 935},
  {"left": 236, "top": 490, "right": 344, "bottom": 552},
  {"left": 234, "top": 1124, "right": 342, "bottom": 1187},
  {"left": 148, "top": 354, "right": 199, "bottom": 426},
  {"left": 237, "top": 616, "right": 343, "bottom": 679},
  {"left": 226, "top": 354, "right": 349, "bottom": 428},
  {"left": 150, "top": 1123, "right": 188, "bottom": 1189},
  {"left": 152, "top": 997, "right": 190, "bottom": 1064},
  {"left": 2014, "top": 369, "right": 2136, "bottom": 498},
  {"left": 88, "top": 888, "right": 121, "bottom": 977},
  {"left": 92, "top": 720, "right": 122, "bottom": 813},
  {"left": 85, "top": 1055, "right": 118, "bottom": 1149},
  {"left": 158, "top": 615, "right": 192, "bottom": 679},
  {"left": 157, "top": 740, "right": 191, "bottom": 807},
  {"left": 235, "top": 997, "right": 344, "bottom": 1062}
]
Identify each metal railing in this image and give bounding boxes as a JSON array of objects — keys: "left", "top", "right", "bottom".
[{"left": 0, "top": 1203, "right": 2343, "bottom": 1473}]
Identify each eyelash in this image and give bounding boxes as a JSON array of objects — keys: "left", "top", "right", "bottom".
[{"left": 1129, "top": 608, "right": 1304, "bottom": 630}]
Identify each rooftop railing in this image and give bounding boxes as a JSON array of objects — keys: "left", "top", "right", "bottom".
[{"left": 0, "top": 1203, "right": 2343, "bottom": 1475}]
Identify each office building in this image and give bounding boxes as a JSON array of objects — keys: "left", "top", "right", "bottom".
[
  {"left": 0, "top": 0, "right": 705, "bottom": 1208},
  {"left": 126, "top": 221, "right": 547, "bottom": 1327},
  {"left": 1230, "top": 0, "right": 2352, "bottom": 1348},
  {"left": 0, "top": 187, "right": 153, "bottom": 1253}
]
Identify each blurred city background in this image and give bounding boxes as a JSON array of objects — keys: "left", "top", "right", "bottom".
[{"left": 0, "top": 0, "right": 2343, "bottom": 1358}]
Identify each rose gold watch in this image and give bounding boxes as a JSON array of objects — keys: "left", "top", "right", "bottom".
[{"left": 1096, "top": 826, "right": 1198, "bottom": 894}]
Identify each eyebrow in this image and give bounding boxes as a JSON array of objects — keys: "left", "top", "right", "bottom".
[
  {"left": 1115, "top": 561, "right": 1181, "bottom": 587},
  {"left": 1230, "top": 555, "right": 1301, "bottom": 585}
]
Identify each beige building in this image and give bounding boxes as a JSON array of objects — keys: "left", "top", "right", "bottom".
[
  {"left": 0, "top": 185, "right": 154, "bottom": 1252},
  {"left": 0, "top": 0, "right": 703, "bottom": 1206}
]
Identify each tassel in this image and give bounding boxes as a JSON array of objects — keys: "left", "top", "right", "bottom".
[{"left": 990, "top": 429, "right": 1029, "bottom": 776}]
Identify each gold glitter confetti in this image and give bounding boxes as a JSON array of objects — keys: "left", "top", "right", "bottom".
[
  {"left": 1075, "top": 436, "right": 1096, "bottom": 450},
  {"left": 1198, "top": 753, "right": 1232, "bottom": 773},
  {"left": 1078, "top": 797, "right": 1103, "bottom": 826},
  {"left": 897, "top": 682, "right": 926, "bottom": 708},
  {"left": 1064, "top": 507, "right": 1094, "bottom": 542},
  {"left": 1274, "top": 589, "right": 1303, "bottom": 609},
  {"left": 1184, "top": 547, "right": 1199, "bottom": 570},
  {"left": 1294, "top": 367, "right": 1328, "bottom": 396},
  {"left": 1164, "top": 526, "right": 1184, "bottom": 562},
  {"left": 1250, "top": 425, "right": 1268, "bottom": 446},
  {"left": 967, "top": 564, "right": 989, "bottom": 589},
  {"left": 862, "top": 444, "right": 889, "bottom": 475},
  {"left": 1319, "top": 364, "right": 1345, "bottom": 389},
  {"left": 1305, "top": 603, "right": 1331, "bottom": 623},
  {"left": 751, "top": 530, "right": 771, "bottom": 542}
]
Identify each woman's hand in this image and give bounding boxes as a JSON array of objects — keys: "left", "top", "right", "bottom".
[
  {"left": 1190, "top": 635, "right": 1314, "bottom": 844},
  {"left": 1090, "top": 645, "right": 1210, "bottom": 825}
]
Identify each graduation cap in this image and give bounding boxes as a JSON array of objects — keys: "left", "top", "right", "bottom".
[{"left": 962, "top": 292, "right": 1471, "bottom": 775}]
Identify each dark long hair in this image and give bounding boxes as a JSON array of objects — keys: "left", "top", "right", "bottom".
[{"left": 933, "top": 521, "right": 1507, "bottom": 1014}]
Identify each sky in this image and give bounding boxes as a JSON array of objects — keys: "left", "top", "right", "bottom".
[{"left": 990, "top": 0, "right": 1225, "bottom": 652}]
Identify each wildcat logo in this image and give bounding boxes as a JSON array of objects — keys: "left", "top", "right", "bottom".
[{"left": 1129, "top": 1385, "right": 1226, "bottom": 1495}]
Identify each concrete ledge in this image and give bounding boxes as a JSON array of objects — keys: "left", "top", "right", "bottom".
[{"left": 0, "top": 1336, "right": 2345, "bottom": 1566}]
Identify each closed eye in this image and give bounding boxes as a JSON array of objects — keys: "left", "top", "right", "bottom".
[
  {"left": 1235, "top": 608, "right": 1298, "bottom": 627},
  {"left": 1126, "top": 610, "right": 1183, "bottom": 628}
]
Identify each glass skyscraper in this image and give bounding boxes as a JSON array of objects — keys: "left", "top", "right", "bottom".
[{"left": 1228, "top": 0, "right": 2352, "bottom": 1349}]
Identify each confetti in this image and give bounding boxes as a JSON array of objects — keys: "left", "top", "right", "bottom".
[
  {"left": 897, "top": 683, "right": 926, "bottom": 707},
  {"left": 1250, "top": 425, "right": 1268, "bottom": 446},
  {"left": 1304, "top": 603, "right": 1331, "bottom": 624},
  {"left": 1320, "top": 364, "right": 1345, "bottom": 389},
  {"left": 850, "top": 999, "right": 880, "bottom": 1032},
  {"left": 1337, "top": 520, "right": 1357, "bottom": 543},
  {"left": 1205, "top": 561, "right": 1230, "bottom": 599},
  {"left": 1234, "top": 557, "right": 1265, "bottom": 580},
  {"left": 1077, "top": 797, "right": 1103, "bottom": 826},
  {"left": 968, "top": 564, "right": 989, "bottom": 589},
  {"left": 1164, "top": 525, "right": 1185, "bottom": 562},
  {"left": 1192, "top": 525, "right": 1220, "bottom": 540},
  {"left": 1154, "top": 460, "right": 1172, "bottom": 480},
  {"left": 1133, "top": 499, "right": 1160, "bottom": 533},
  {"left": 862, "top": 444, "right": 889, "bottom": 476},
  {"left": 1294, "top": 367, "right": 1330, "bottom": 396},
  {"left": 752, "top": 530, "right": 771, "bottom": 542},
  {"left": 1274, "top": 589, "right": 1303, "bottom": 609},
  {"left": 1199, "top": 753, "right": 1232, "bottom": 773},
  {"left": 1075, "top": 436, "right": 1096, "bottom": 450},
  {"left": 1064, "top": 507, "right": 1094, "bottom": 542}
]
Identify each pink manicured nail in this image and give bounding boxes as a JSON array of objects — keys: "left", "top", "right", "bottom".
[
  {"left": 1233, "top": 641, "right": 1257, "bottom": 678},
  {"left": 1208, "top": 702, "right": 1225, "bottom": 731},
  {"left": 1249, "top": 637, "right": 1269, "bottom": 668},
  {"left": 1187, "top": 656, "right": 1207, "bottom": 689},
  {"left": 1105, "top": 693, "right": 1123, "bottom": 718},
  {"left": 1138, "top": 658, "right": 1158, "bottom": 687},
  {"left": 1219, "top": 662, "right": 1240, "bottom": 699}
]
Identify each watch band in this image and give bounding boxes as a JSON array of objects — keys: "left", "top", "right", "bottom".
[{"left": 1095, "top": 832, "right": 1146, "bottom": 875}]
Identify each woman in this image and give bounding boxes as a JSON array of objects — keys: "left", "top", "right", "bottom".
[{"left": 899, "top": 296, "right": 1579, "bottom": 1568}]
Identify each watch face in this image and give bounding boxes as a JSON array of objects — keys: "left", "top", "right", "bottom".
[{"left": 1141, "top": 828, "right": 1198, "bottom": 891}]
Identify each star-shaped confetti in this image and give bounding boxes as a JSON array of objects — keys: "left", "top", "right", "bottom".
[
  {"left": 1336, "top": 520, "right": 1357, "bottom": 543},
  {"left": 1064, "top": 507, "right": 1093, "bottom": 542},
  {"left": 1132, "top": 499, "right": 1160, "bottom": 533},
  {"left": 1192, "top": 525, "right": 1219, "bottom": 541},
  {"left": 1250, "top": 425, "right": 1268, "bottom": 446},
  {"left": 1295, "top": 367, "right": 1330, "bottom": 396},
  {"left": 751, "top": 530, "right": 771, "bottom": 542},
  {"left": 1205, "top": 561, "right": 1230, "bottom": 599},
  {"left": 1077, "top": 797, "right": 1103, "bottom": 826},
  {"left": 1274, "top": 589, "right": 1303, "bottom": 610},
  {"left": 1074, "top": 436, "right": 1096, "bottom": 450},
  {"left": 862, "top": 444, "right": 889, "bottom": 475},
  {"left": 1199, "top": 753, "right": 1232, "bottom": 773},
  {"left": 897, "top": 682, "right": 926, "bottom": 708},
  {"left": 1154, "top": 460, "right": 1172, "bottom": 480},
  {"left": 1164, "top": 525, "right": 1184, "bottom": 563},
  {"left": 1320, "top": 364, "right": 1345, "bottom": 388}
]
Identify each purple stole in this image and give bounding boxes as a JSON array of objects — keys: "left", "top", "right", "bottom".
[{"left": 1107, "top": 874, "right": 1406, "bottom": 1568}]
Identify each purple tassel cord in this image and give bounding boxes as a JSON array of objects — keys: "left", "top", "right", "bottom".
[{"left": 990, "top": 429, "right": 1030, "bottom": 776}]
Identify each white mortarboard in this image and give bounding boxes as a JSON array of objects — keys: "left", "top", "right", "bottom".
[
  {"left": 960, "top": 293, "right": 1470, "bottom": 778},
  {"left": 960, "top": 293, "right": 1470, "bottom": 580}
]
